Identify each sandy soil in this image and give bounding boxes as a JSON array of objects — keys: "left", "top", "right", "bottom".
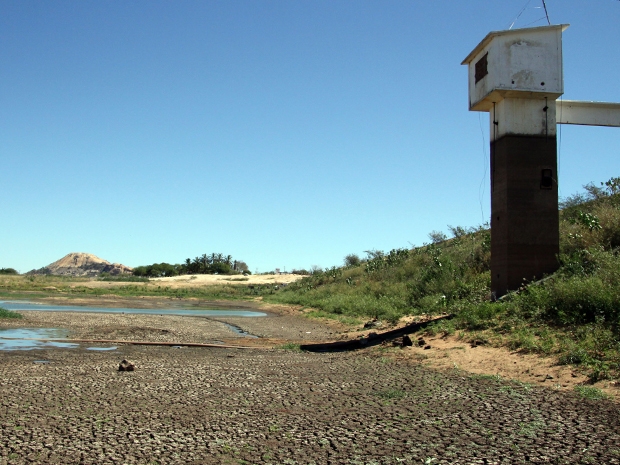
[
  {"left": 391, "top": 334, "right": 597, "bottom": 392},
  {"left": 324, "top": 315, "right": 615, "bottom": 399},
  {"left": 32, "top": 273, "right": 305, "bottom": 291},
  {"left": 148, "top": 273, "right": 304, "bottom": 288}
]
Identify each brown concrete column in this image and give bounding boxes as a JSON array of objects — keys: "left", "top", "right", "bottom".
[{"left": 490, "top": 134, "right": 559, "bottom": 297}]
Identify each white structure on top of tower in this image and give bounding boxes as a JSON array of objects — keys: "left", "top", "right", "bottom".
[{"left": 462, "top": 24, "right": 569, "bottom": 112}]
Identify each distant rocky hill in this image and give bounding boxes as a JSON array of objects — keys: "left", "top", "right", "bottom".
[{"left": 28, "top": 253, "right": 133, "bottom": 277}]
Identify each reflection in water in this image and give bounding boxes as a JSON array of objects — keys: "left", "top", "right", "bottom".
[
  {"left": 0, "top": 301, "right": 266, "bottom": 317},
  {"left": 0, "top": 300, "right": 263, "bottom": 351},
  {"left": 0, "top": 328, "right": 79, "bottom": 351}
]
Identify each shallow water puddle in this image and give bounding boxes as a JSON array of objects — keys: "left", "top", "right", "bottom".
[
  {"left": 0, "top": 328, "right": 118, "bottom": 351},
  {"left": 1, "top": 301, "right": 263, "bottom": 349},
  {"left": 0, "top": 300, "right": 267, "bottom": 317},
  {"left": 0, "top": 328, "right": 79, "bottom": 351}
]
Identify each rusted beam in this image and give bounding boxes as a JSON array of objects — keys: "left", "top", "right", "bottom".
[{"left": 300, "top": 315, "right": 454, "bottom": 352}]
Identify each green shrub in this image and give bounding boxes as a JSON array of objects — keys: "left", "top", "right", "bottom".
[
  {"left": 0, "top": 307, "right": 22, "bottom": 319},
  {"left": 278, "top": 343, "right": 302, "bottom": 351},
  {"left": 456, "top": 302, "right": 504, "bottom": 331},
  {"left": 558, "top": 348, "right": 590, "bottom": 366},
  {"left": 573, "top": 385, "right": 609, "bottom": 400},
  {"left": 343, "top": 254, "right": 361, "bottom": 267}
]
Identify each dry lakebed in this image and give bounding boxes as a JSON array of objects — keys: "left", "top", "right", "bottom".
[{"left": 1, "top": 299, "right": 619, "bottom": 465}]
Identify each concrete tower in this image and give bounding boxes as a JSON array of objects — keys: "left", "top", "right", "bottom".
[
  {"left": 463, "top": 25, "right": 567, "bottom": 297},
  {"left": 463, "top": 25, "right": 620, "bottom": 298}
]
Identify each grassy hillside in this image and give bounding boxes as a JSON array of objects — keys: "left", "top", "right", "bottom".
[
  {"left": 269, "top": 228, "right": 491, "bottom": 323},
  {"left": 267, "top": 178, "right": 620, "bottom": 381}
]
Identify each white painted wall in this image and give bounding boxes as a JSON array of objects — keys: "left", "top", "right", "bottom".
[
  {"left": 463, "top": 25, "right": 567, "bottom": 112},
  {"left": 490, "top": 98, "right": 557, "bottom": 141}
]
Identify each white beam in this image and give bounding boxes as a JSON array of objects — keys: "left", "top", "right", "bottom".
[{"left": 557, "top": 100, "right": 620, "bottom": 127}]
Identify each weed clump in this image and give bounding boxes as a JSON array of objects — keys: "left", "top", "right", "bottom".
[
  {"left": 0, "top": 307, "right": 22, "bottom": 319},
  {"left": 573, "top": 385, "right": 609, "bottom": 401}
]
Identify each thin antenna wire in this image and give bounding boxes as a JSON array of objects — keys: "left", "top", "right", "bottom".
[
  {"left": 509, "top": 0, "right": 532, "bottom": 29},
  {"left": 522, "top": 16, "right": 549, "bottom": 27},
  {"left": 541, "top": 0, "right": 551, "bottom": 25},
  {"left": 478, "top": 113, "right": 488, "bottom": 223},
  {"left": 558, "top": 95, "right": 563, "bottom": 199}
]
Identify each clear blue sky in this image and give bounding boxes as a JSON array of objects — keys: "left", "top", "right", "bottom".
[{"left": 1, "top": 1, "right": 619, "bottom": 273}]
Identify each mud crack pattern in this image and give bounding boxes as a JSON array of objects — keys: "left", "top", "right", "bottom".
[{"left": 1, "top": 346, "right": 619, "bottom": 464}]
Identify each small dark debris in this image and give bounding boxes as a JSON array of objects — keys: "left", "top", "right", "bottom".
[
  {"left": 364, "top": 318, "right": 382, "bottom": 329},
  {"left": 118, "top": 359, "right": 135, "bottom": 372}
]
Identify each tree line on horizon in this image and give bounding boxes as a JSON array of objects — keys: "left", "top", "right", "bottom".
[
  {"left": 132, "top": 253, "right": 250, "bottom": 278},
  {"left": 0, "top": 268, "right": 18, "bottom": 275}
]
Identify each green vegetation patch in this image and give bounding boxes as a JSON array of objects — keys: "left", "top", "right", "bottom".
[
  {"left": 0, "top": 306, "right": 22, "bottom": 319},
  {"left": 573, "top": 385, "right": 609, "bottom": 401},
  {"left": 132, "top": 252, "right": 251, "bottom": 278},
  {"left": 0, "top": 268, "right": 18, "bottom": 275},
  {"left": 278, "top": 343, "right": 302, "bottom": 352}
]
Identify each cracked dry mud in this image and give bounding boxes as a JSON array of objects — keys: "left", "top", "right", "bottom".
[{"left": 1, "top": 311, "right": 620, "bottom": 464}]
